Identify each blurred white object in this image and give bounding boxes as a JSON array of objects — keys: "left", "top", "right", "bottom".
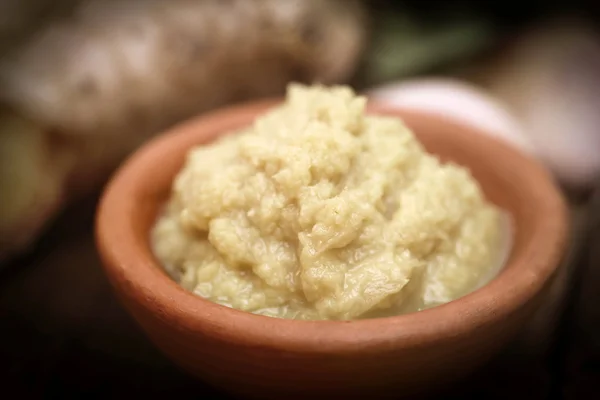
[
  {"left": 367, "top": 78, "right": 535, "bottom": 154},
  {"left": 478, "top": 18, "right": 600, "bottom": 189}
]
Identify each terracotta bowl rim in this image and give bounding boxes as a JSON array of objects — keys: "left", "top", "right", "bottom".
[{"left": 95, "top": 97, "right": 569, "bottom": 355}]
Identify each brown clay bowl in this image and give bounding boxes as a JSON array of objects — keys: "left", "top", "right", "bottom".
[{"left": 95, "top": 99, "right": 569, "bottom": 399}]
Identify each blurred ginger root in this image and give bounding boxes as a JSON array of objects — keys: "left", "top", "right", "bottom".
[{"left": 0, "top": 0, "right": 368, "bottom": 261}]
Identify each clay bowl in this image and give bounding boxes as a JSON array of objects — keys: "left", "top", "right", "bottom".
[{"left": 96, "top": 99, "right": 569, "bottom": 399}]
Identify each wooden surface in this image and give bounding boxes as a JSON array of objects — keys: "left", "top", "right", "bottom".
[{"left": 0, "top": 191, "right": 595, "bottom": 399}]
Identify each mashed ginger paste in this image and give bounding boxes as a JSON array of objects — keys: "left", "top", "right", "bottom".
[{"left": 151, "top": 84, "right": 503, "bottom": 320}]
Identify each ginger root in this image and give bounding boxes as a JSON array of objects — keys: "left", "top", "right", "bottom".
[{"left": 0, "top": 0, "right": 368, "bottom": 261}]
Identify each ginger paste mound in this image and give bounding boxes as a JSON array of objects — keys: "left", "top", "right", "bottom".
[{"left": 151, "top": 83, "right": 503, "bottom": 321}]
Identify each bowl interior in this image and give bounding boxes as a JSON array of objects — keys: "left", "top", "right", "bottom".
[{"left": 97, "top": 99, "right": 569, "bottom": 350}]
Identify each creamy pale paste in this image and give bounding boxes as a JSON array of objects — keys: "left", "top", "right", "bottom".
[{"left": 151, "top": 84, "right": 503, "bottom": 320}]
